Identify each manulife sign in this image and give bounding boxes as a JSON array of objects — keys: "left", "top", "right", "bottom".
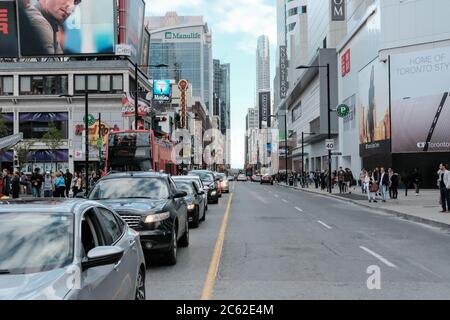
[{"left": 165, "top": 32, "right": 201, "bottom": 40}]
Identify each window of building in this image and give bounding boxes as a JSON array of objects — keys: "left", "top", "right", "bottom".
[
  {"left": 323, "top": 37, "right": 327, "bottom": 49},
  {"left": 19, "top": 75, "right": 68, "bottom": 95},
  {"left": 0, "top": 76, "right": 14, "bottom": 96},
  {"left": 288, "top": 22, "right": 296, "bottom": 31},
  {"left": 288, "top": 7, "right": 298, "bottom": 17},
  {"left": 301, "top": 6, "right": 307, "bottom": 14},
  {"left": 75, "top": 75, "right": 123, "bottom": 94},
  {"left": 292, "top": 102, "right": 302, "bottom": 122},
  {"left": 0, "top": 113, "right": 14, "bottom": 138},
  {"left": 19, "top": 112, "right": 68, "bottom": 139}
]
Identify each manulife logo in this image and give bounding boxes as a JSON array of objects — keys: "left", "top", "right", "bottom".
[{"left": 165, "top": 32, "right": 201, "bottom": 40}]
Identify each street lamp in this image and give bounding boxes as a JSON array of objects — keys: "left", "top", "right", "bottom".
[
  {"left": 269, "top": 114, "right": 288, "bottom": 186},
  {"left": 60, "top": 91, "right": 89, "bottom": 196},
  {"left": 130, "top": 61, "right": 169, "bottom": 130},
  {"left": 297, "top": 63, "right": 333, "bottom": 194},
  {"left": 301, "top": 131, "right": 316, "bottom": 188}
]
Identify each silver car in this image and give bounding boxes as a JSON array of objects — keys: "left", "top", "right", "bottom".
[{"left": 0, "top": 200, "right": 146, "bottom": 300}]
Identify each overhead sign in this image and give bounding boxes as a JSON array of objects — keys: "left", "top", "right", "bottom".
[
  {"left": 325, "top": 139, "right": 335, "bottom": 151},
  {"left": 0, "top": 1, "right": 18, "bottom": 58},
  {"left": 153, "top": 80, "right": 172, "bottom": 102},
  {"left": 280, "top": 45, "right": 289, "bottom": 99},
  {"left": 336, "top": 104, "right": 350, "bottom": 118},
  {"left": 178, "top": 80, "right": 189, "bottom": 128},
  {"left": 331, "top": 0, "right": 346, "bottom": 21},
  {"left": 0, "top": 133, "right": 23, "bottom": 150},
  {"left": 115, "top": 44, "right": 132, "bottom": 57}
]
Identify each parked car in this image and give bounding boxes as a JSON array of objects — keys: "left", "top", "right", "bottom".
[
  {"left": 172, "top": 178, "right": 206, "bottom": 228},
  {"left": 189, "top": 170, "right": 219, "bottom": 204},
  {"left": 261, "top": 175, "right": 274, "bottom": 185},
  {"left": 237, "top": 174, "right": 248, "bottom": 182},
  {"left": 212, "top": 173, "right": 223, "bottom": 198},
  {"left": 252, "top": 175, "right": 262, "bottom": 183},
  {"left": 215, "top": 173, "right": 230, "bottom": 193},
  {"left": 175, "top": 175, "right": 208, "bottom": 212},
  {"left": 0, "top": 199, "right": 146, "bottom": 300},
  {"left": 88, "top": 172, "right": 189, "bottom": 266}
]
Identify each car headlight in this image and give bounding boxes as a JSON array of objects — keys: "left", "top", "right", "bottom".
[
  {"left": 211, "top": 191, "right": 217, "bottom": 196},
  {"left": 187, "top": 203, "right": 196, "bottom": 211},
  {"left": 144, "top": 212, "right": 170, "bottom": 224}
]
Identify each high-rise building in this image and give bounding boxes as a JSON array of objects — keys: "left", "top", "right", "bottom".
[
  {"left": 146, "top": 12, "right": 213, "bottom": 118},
  {"left": 256, "top": 35, "right": 271, "bottom": 94}
]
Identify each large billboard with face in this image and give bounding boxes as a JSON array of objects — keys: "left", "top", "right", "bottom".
[
  {"left": 126, "top": 0, "right": 145, "bottom": 64},
  {"left": 17, "top": 0, "right": 116, "bottom": 56},
  {"left": 358, "top": 59, "right": 391, "bottom": 157},
  {"left": 391, "top": 46, "right": 450, "bottom": 153},
  {"left": 0, "top": 0, "right": 19, "bottom": 58}
]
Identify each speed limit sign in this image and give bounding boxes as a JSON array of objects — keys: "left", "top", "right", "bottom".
[{"left": 325, "top": 139, "right": 335, "bottom": 150}]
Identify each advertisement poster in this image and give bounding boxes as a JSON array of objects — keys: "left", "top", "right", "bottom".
[
  {"left": 153, "top": 80, "right": 172, "bottom": 102},
  {"left": 259, "top": 91, "right": 271, "bottom": 129},
  {"left": 0, "top": 0, "right": 18, "bottom": 58},
  {"left": 358, "top": 60, "right": 391, "bottom": 157},
  {"left": 140, "top": 29, "right": 150, "bottom": 73},
  {"left": 18, "top": 0, "right": 116, "bottom": 56},
  {"left": 126, "top": 0, "right": 145, "bottom": 64},
  {"left": 391, "top": 46, "right": 450, "bottom": 153}
]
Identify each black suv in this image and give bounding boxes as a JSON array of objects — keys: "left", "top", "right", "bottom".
[
  {"left": 188, "top": 170, "right": 219, "bottom": 204},
  {"left": 88, "top": 172, "right": 189, "bottom": 266}
]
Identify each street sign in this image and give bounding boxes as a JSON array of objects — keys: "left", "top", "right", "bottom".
[
  {"left": 336, "top": 104, "right": 350, "bottom": 118},
  {"left": 331, "top": 152, "right": 343, "bottom": 156},
  {"left": 325, "top": 139, "right": 335, "bottom": 150}
]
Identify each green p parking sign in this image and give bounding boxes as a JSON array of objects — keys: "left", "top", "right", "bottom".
[{"left": 336, "top": 104, "right": 350, "bottom": 118}]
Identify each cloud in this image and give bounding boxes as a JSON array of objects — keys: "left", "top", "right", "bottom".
[{"left": 144, "top": 0, "right": 277, "bottom": 52}]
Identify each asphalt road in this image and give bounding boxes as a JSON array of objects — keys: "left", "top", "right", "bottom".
[{"left": 146, "top": 181, "right": 450, "bottom": 300}]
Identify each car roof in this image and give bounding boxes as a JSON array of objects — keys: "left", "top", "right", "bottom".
[
  {"left": 102, "top": 172, "right": 169, "bottom": 180},
  {"left": 0, "top": 199, "right": 102, "bottom": 215}
]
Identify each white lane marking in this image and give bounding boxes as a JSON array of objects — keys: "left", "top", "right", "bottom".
[
  {"left": 360, "top": 246, "right": 397, "bottom": 268},
  {"left": 282, "top": 199, "right": 288, "bottom": 203},
  {"left": 295, "top": 207, "right": 304, "bottom": 213},
  {"left": 317, "top": 220, "right": 333, "bottom": 230}
]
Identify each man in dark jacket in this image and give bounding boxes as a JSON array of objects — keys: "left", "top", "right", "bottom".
[
  {"left": 2, "top": 169, "right": 11, "bottom": 197},
  {"left": 389, "top": 168, "right": 399, "bottom": 199},
  {"left": 11, "top": 172, "right": 21, "bottom": 199},
  {"left": 64, "top": 169, "right": 73, "bottom": 198},
  {"left": 379, "top": 167, "right": 390, "bottom": 202},
  {"left": 31, "top": 168, "right": 44, "bottom": 198},
  {"left": 411, "top": 168, "right": 422, "bottom": 196}
]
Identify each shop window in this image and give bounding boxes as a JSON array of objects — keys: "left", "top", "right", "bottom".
[{"left": 19, "top": 113, "right": 68, "bottom": 139}]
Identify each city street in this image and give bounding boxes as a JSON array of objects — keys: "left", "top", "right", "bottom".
[{"left": 146, "top": 181, "right": 450, "bottom": 300}]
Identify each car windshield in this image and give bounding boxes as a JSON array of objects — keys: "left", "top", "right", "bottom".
[
  {"left": 174, "top": 181, "right": 194, "bottom": 195},
  {"left": 189, "top": 172, "right": 214, "bottom": 183},
  {"left": 0, "top": 212, "right": 73, "bottom": 275},
  {"left": 89, "top": 178, "right": 170, "bottom": 200}
]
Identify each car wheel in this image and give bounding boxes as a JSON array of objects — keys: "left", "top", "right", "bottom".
[
  {"left": 200, "top": 207, "right": 206, "bottom": 222},
  {"left": 190, "top": 207, "right": 200, "bottom": 228},
  {"left": 135, "top": 268, "right": 146, "bottom": 300},
  {"left": 178, "top": 219, "right": 190, "bottom": 247},
  {"left": 165, "top": 227, "right": 177, "bottom": 266}
]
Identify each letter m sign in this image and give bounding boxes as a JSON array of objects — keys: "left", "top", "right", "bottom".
[{"left": 331, "top": 0, "right": 345, "bottom": 21}]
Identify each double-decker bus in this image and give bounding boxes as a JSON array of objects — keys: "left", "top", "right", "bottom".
[{"left": 105, "top": 130, "right": 176, "bottom": 175}]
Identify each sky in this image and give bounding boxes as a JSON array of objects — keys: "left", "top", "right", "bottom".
[{"left": 145, "top": 0, "right": 277, "bottom": 169}]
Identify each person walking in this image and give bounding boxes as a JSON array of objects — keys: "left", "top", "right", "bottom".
[
  {"left": 411, "top": 168, "right": 423, "bottom": 196},
  {"left": 71, "top": 172, "right": 82, "bottom": 198},
  {"left": 366, "top": 171, "right": 377, "bottom": 203},
  {"left": 379, "top": 167, "right": 389, "bottom": 203},
  {"left": 438, "top": 163, "right": 450, "bottom": 213},
  {"left": 389, "top": 168, "right": 399, "bottom": 200},
  {"left": 43, "top": 172, "right": 53, "bottom": 198},
  {"left": 2, "top": 169, "right": 11, "bottom": 197},
  {"left": 31, "top": 168, "right": 44, "bottom": 198},
  {"left": 53, "top": 172, "right": 66, "bottom": 198},
  {"left": 337, "top": 167, "right": 345, "bottom": 194},
  {"left": 11, "top": 172, "right": 21, "bottom": 199},
  {"left": 64, "top": 169, "right": 73, "bottom": 198}
]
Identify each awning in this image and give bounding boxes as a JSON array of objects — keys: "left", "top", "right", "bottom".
[{"left": 0, "top": 133, "right": 23, "bottom": 150}]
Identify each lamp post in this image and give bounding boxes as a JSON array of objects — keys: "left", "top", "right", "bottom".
[
  {"left": 297, "top": 63, "right": 333, "bottom": 193},
  {"left": 269, "top": 114, "right": 288, "bottom": 186},
  {"left": 60, "top": 90, "right": 89, "bottom": 196},
  {"left": 301, "top": 132, "right": 316, "bottom": 188}
]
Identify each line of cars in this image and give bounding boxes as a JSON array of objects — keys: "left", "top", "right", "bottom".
[
  {"left": 0, "top": 170, "right": 231, "bottom": 300},
  {"left": 236, "top": 173, "right": 274, "bottom": 185}
]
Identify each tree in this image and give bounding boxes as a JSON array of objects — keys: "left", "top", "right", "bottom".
[
  {"left": 42, "top": 122, "right": 64, "bottom": 171},
  {"left": 14, "top": 140, "right": 35, "bottom": 171},
  {"left": 0, "top": 114, "right": 9, "bottom": 138}
]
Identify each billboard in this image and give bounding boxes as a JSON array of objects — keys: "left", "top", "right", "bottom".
[
  {"left": 16, "top": 0, "right": 116, "bottom": 57},
  {"left": 153, "top": 80, "right": 172, "bottom": 102},
  {"left": 279, "top": 45, "right": 288, "bottom": 99},
  {"left": 0, "top": 0, "right": 18, "bottom": 58},
  {"left": 126, "top": 0, "right": 145, "bottom": 64},
  {"left": 140, "top": 28, "right": 150, "bottom": 73},
  {"left": 391, "top": 46, "right": 450, "bottom": 153},
  {"left": 259, "top": 91, "right": 271, "bottom": 129},
  {"left": 358, "top": 60, "right": 391, "bottom": 157}
]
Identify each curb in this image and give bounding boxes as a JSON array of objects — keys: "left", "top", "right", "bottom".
[{"left": 278, "top": 184, "right": 450, "bottom": 231}]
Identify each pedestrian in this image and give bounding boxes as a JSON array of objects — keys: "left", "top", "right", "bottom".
[
  {"left": 337, "top": 167, "right": 345, "bottom": 194},
  {"left": 64, "top": 169, "right": 73, "bottom": 198},
  {"left": 437, "top": 163, "right": 450, "bottom": 213},
  {"left": 53, "top": 172, "right": 66, "bottom": 198},
  {"left": 389, "top": 168, "right": 399, "bottom": 200},
  {"left": 89, "top": 171, "right": 100, "bottom": 190},
  {"left": 43, "top": 172, "right": 53, "bottom": 198},
  {"left": 366, "top": 171, "right": 378, "bottom": 203},
  {"left": 20, "top": 172, "right": 28, "bottom": 195},
  {"left": 71, "top": 172, "right": 82, "bottom": 198},
  {"left": 402, "top": 170, "right": 411, "bottom": 197},
  {"left": 315, "top": 170, "right": 320, "bottom": 189},
  {"left": 379, "top": 167, "right": 389, "bottom": 202},
  {"left": 360, "top": 169, "right": 367, "bottom": 194},
  {"left": 411, "top": 168, "right": 422, "bottom": 196},
  {"left": 345, "top": 168, "right": 353, "bottom": 194},
  {"left": 2, "top": 169, "right": 11, "bottom": 197},
  {"left": 11, "top": 172, "right": 21, "bottom": 199},
  {"left": 31, "top": 168, "right": 44, "bottom": 198}
]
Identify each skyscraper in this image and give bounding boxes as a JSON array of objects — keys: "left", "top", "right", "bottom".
[{"left": 256, "top": 35, "right": 271, "bottom": 94}]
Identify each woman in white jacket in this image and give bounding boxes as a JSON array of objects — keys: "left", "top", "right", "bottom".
[{"left": 365, "top": 171, "right": 377, "bottom": 203}]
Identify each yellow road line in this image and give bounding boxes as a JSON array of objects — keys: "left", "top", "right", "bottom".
[{"left": 201, "top": 193, "right": 234, "bottom": 300}]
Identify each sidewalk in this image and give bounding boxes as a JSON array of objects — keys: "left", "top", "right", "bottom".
[{"left": 279, "top": 183, "right": 450, "bottom": 230}]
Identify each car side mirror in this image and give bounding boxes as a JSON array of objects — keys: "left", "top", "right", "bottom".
[
  {"left": 174, "top": 191, "right": 187, "bottom": 199},
  {"left": 82, "top": 246, "right": 124, "bottom": 271}
]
